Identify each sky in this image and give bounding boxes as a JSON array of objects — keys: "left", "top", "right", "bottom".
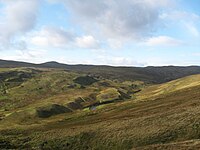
[{"left": 0, "top": 0, "right": 200, "bottom": 66}]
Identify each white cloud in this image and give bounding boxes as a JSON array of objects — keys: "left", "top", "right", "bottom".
[
  {"left": 0, "top": 0, "right": 39, "bottom": 48},
  {"left": 30, "top": 27, "right": 101, "bottom": 49},
  {"left": 75, "top": 35, "right": 99, "bottom": 49},
  {"left": 145, "top": 36, "right": 183, "bottom": 46},
  {"left": 57, "top": 0, "right": 172, "bottom": 41},
  {"left": 107, "top": 39, "right": 124, "bottom": 49},
  {"left": 0, "top": 48, "right": 47, "bottom": 63},
  {"left": 96, "top": 55, "right": 146, "bottom": 66},
  {"left": 30, "top": 27, "right": 74, "bottom": 48}
]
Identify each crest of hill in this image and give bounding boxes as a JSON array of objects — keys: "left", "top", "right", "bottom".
[{"left": 0, "top": 59, "right": 200, "bottom": 83}]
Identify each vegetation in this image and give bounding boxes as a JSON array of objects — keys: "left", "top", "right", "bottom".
[
  {"left": 96, "top": 88, "right": 121, "bottom": 103},
  {"left": 1, "top": 59, "right": 200, "bottom": 83},
  {"left": 0, "top": 61, "right": 200, "bottom": 149}
]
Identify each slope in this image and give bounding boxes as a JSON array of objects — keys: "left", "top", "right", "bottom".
[
  {"left": 0, "top": 67, "right": 140, "bottom": 122},
  {"left": 136, "top": 74, "right": 200, "bottom": 100},
  {"left": 0, "top": 70, "right": 200, "bottom": 149}
]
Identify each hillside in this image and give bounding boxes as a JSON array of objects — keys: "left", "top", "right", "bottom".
[
  {"left": 136, "top": 74, "right": 200, "bottom": 100},
  {"left": 0, "top": 67, "right": 141, "bottom": 120},
  {"left": 1, "top": 59, "right": 200, "bottom": 83},
  {"left": 0, "top": 67, "right": 200, "bottom": 149}
]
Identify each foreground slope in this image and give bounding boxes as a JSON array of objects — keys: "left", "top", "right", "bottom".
[{"left": 0, "top": 68, "right": 200, "bottom": 149}]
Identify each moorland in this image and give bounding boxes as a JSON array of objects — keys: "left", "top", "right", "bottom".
[{"left": 0, "top": 59, "right": 200, "bottom": 150}]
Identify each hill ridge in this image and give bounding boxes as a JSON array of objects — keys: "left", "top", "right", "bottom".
[{"left": 1, "top": 59, "right": 200, "bottom": 83}]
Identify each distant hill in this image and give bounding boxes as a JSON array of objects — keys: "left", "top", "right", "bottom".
[
  {"left": 0, "top": 59, "right": 35, "bottom": 68},
  {"left": 0, "top": 59, "right": 200, "bottom": 83}
]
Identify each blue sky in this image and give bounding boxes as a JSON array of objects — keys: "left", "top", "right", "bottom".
[{"left": 0, "top": 0, "right": 200, "bottom": 66}]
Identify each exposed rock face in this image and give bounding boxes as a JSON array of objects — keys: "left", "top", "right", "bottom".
[
  {"left": 67, "top": 102, "right": 82, "bottom": 110},
  {"left": 73, "top": 76, "right": 98, "bottom": 86},
  {"left": 36, "top": 104, "right": 72, "bottom": 118}
]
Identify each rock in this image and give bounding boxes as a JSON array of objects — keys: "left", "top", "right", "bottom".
[
  {"left": 67, "top": 102, "right": 82, "bottom": 110},
  {"left": 36, "top": 104, "right": 72, "bottom": 118},
  {"left": 73, "top": 76, "right": 98, "bottom": 86}
]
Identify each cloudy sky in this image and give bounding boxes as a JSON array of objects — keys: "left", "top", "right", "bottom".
[{"left": 0, "top": 0, "right": 200, "bottom": 66}]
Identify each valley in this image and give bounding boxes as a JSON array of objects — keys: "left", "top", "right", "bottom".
[{"left": 0, "top": 60, "right": 200, "bottom": 149}]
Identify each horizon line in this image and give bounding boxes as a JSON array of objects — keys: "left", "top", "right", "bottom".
[{"left": 0, "top": 59, "right": 200, "bottom": 68}]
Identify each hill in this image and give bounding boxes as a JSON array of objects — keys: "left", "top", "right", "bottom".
[
  {"left": 0, "top": 67, "right": 140, "bottom": 119},
  {"left": 136, "top": 74, "right": 200, "bottom": 100},
  {"left": 1, "top": 59, "right": 200, "bottom": 83},
  {"left": 0, "top": 67, "right": 200, "bottom": 149}
]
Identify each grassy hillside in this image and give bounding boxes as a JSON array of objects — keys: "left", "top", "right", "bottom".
[
  {"left": 0, "top": 67, "right": 200, "bottom": 149},
  {"left": 136, "top": 74, "right": 200, "bottom": 100},
  {"left": 0, "top": 67, "right": 141, "bottom": 121}
]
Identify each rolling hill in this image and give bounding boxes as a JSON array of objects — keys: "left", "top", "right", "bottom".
[
  {"left": 1, "top": 59, "right": 200, "bottom": 83},
  {"left": 0, "top": 65, "right": 200, "bottom": 149}
]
